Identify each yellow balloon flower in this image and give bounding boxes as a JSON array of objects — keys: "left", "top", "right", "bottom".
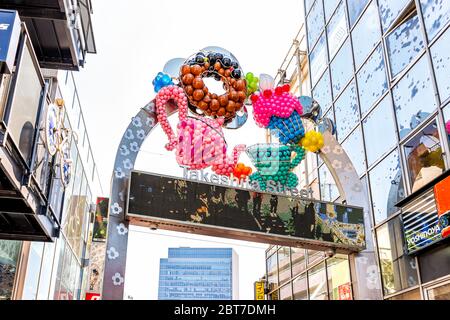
[{"left": 301, "top": 131, "right": 324, "bottom": 153}]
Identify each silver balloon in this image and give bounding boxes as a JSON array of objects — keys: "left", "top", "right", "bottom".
[
  {"left": 163, "top": 58, "right": 186, "bottom": 78},
  {"left": 299, "top": 96, "right": 322, "bottom": 124}
]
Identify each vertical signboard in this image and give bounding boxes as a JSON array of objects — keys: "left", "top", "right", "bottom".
[
  {"left": 434, "top": 176, "right": 450, "bottom": 239},
  {"left": 254, "top": 281, "right": 265, "bottom": 300},
  {"left": 93, "top": 197, "right": 109, "bottom": 242},
  {"left": 0, "top": 10, "right": 21, "bottom": 74}
]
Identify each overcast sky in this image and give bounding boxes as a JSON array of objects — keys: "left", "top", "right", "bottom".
[{"left": 74, "top": 0, "right": 306, "bottom": 300}]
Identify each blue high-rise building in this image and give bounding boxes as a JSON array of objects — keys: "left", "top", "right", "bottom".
[{"left": 158, "top": 248, "right": 239, "bottom": 300}]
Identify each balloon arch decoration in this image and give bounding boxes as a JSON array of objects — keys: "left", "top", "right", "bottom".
[{"left": 102, "top": 47, "right": 382, "bottom": 300}]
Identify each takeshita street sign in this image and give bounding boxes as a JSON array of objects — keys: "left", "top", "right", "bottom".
[{"left": 126, "top": 171, "right": 366, "bottom": 253}]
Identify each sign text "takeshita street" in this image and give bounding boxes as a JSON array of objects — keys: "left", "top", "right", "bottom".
[{"left": 183, "top": 168, "right": 315, "bottom": 198}]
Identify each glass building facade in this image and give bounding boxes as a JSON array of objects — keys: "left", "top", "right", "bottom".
[
  {"left": 158, "top": 248, "right": 239, "bottom": 300},
  {"left": 265, "top": 246, "right": 352, "bottom": 300},
  {"left": 264, "top": 0, "right": 450, "bottom": 300},
  {"left": 0, "top": 69, "right": 103, "bottom": 300}
]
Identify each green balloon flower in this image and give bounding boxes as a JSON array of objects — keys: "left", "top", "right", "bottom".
[{"left": 246, "top": 72, "right": 260, "bottom": 96}]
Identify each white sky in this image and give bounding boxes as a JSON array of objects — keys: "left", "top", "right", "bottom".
[{"left": 74, "top": 0, "right": 306, "bottom": 300}]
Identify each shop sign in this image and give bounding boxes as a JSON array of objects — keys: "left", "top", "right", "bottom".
[
  {"left": 434, "top": 176, "right": 450, "bottom": 239},
  {"left": 402, "top": 189, "right": 443, "bottom": 254},
  {"left": 127, "top": 171, "right": 366, "bottom": 251},
  {"left": 254, "top": 282, "right": 265, "bottom": 300},
  {"left": 338, "top": 283, "right": 352, "bottom": 300},
  {"left": 0, "top": 10, "right": 21, "bottom": 74},
  {"left": 86, "top": 293, "right": 101, "bottom": 300},
  {"left": 93, "top": 197, "right": 109, "bottom": 242}
]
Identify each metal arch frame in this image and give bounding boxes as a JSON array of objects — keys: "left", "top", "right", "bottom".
[{"left": 101, "top": 100, "right": 382, "bottom": 300}]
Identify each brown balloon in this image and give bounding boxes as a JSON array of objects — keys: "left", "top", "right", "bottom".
[
  {"left": 235, "top": 79, "right": 246, "bottom": 91},
  {"left": 182, "top": 74, "right": 194, "bottom": 85},
  {"left": 210, "top": 99, "right": 220, "bottom": 111},
  {"left": 181, "top": 65, "right": 191, "bottom": 76},
  {"left": 193, "top": 89, "right": 205, "bottom": 101},
  {"left": 238, "top": 91, "right": 246, "bottom": 103},
  {"left": 218, "top": 95, "right": 229, "bottom": 107},
  {"left": 192, "top": 77, "right": 204, "bottom": 89},
  {"left": 217, "top": 108, "right": 226, "bottom": 116},
  {"left": 226, "top": 101, "right": 236, "bottom": 112},
  {"left": 185, "top": 85, "right": 194, "bottom": 96},
  {"left": 198, "top": 101, "right": 208, "bottom": 110},
  {"left": 191, "top": 65, "right": 202, "bottom": 76}
]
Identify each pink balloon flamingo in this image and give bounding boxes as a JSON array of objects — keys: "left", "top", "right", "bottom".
[{"left": 155, "top": 85, "right": 245, "bottom": 177}]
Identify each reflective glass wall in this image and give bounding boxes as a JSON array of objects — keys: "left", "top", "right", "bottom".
[
  {"left": 303, "top": 0, "right": 450, "bottom": 299},
  {"left": 19, "top": 71, "right": 103, "bottom": 300},
  {"left": 265, "top": 246, "right": 352, "bottom": 300}
]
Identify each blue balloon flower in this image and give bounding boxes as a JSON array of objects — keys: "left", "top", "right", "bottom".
[{"left": 152, "top": 72, "right": 174, "bottom": 93}]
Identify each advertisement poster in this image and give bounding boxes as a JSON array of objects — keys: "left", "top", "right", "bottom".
[
  {"left": 93, "top": 197, "right": 109, "bottom": 242},
  {"left": 338, "top": 283, "right": 352, "bottom": 300},
  {"left": 87, "top": 242, "right": 106, "bottom": 294},
  {"left": 127, "top": 172, "right": 366, "bottom": 249}
]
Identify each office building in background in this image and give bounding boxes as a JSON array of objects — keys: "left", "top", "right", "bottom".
[{"left": 158, "top": 248, "right": 239, "bottom": 300}]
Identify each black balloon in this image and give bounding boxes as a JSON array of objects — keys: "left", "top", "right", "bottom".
[
  {"left": 231, "top": 69, "right": 241, "bottom": 79},
  {"left": 222, "top": 57, "right": 231, "bottom": 68}
]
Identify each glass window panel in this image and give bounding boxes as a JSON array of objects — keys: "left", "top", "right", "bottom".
[
  {"left": 378, "top": 0, "right": 413, "bottom": 32},
  {"left": 334, "top": 80, "right": 359, "bottom": 141},
  {"left": 308, "top": 262, "right": 328, "bottom": 300},
  {"left": 324, "top": 0, "right": 341, "bottom": 21},
  {"left": 22, "top": 242, "right": 44, "bottom": 300},
  {"left": 393, "top": 55, "right": 437, "bottom": 139},
  {"left": 357, "top": 45, "right": 388, "bottom": 115},
  {"left": 327, "top": 1, "right": 348, "bottom": 59},
  {"left": 419, "top": 244, "right": 450, "bottom": 284},
  {"left": 330, "top": 39, "right": 354, "bottom": 97},
  {"left": 310, "top": 33, "right": 328, "bottom": 86},
  {"left": 0, "top": 240, "right": 22, "bottom": 300},
  {"left": 347, "top": 0, "right": 370, "bottom": 26},
  {"left": 430, "top": 29, "right": 450, "bottom": 103},
  {"left": 444, "top": 106, "right": 450, "bottom": 146},
  {"left": 342, "top": 126, "right": 366, "bottom": 176},
  {"left": 280, "top": 283, "right": 293, "bottom": 300},
  {"left": 305, "top": 0, "right": 315, "bottom": 15},
  {"left": 293, "top": 274, "right": 308, "bottom": 300},
  {"left": 352, "top": 1, "right": 381, "bottom": 69},
  {"left": 36, "top": 242, "right": 56, "bottom": 300},
  {"left": 7, "top": 43, "right": 42, "bottom": 162},
  {"left": 278, "top": 247, "right": 291, "bottom": 285},
  {"left": 388, "top": 288, "right": 421, "bottom": 300},
  {"left": 308, "top": 250, "right": 323, "bottom": 266},
  {"left": 312, "top": 71, "right": 333, "bottom": 113},
  {"left": 319, "top": 165, "right": 339, "bottom": 202},
  {"left": 291, "top": 248, "right": 306, "bottom": 276},
  {"left": 369, "top": 150, "right": 405, "bottom": 224},
  {"left": 53, "top": 239, "right": 66, "bottom": 299},
  {"left": 363, "top": 95, "right": 397, "bottom": 166},
  {"left": 404, "top": 121, "right": 445, "bottom": 193},
  {"left": 386, "top": 14, "right": 425, "bottom": 78},
  {"left": 307, "top": 0, "right": 325, "bottom": 49},
  {"left": 420, "top": 0, "right": 450, "bottom": 41},
  {"left": 327, "top": 255, "right": 352, "bottom": 300},
  {"left": 266, "top": 253, "right": 278, "bottom": 291},
  {"left": 376, "top": 217, "right": 418, "bottom": 296}
]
